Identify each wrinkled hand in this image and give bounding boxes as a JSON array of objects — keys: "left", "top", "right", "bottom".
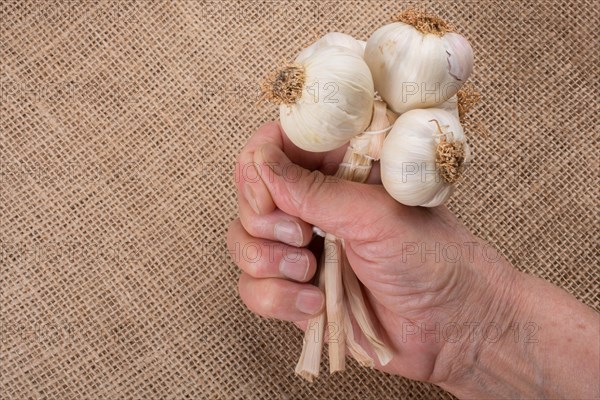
[{"left": 227, "top": 122, "right": 517, "bottom": 384}]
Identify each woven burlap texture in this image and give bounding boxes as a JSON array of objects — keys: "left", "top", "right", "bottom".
[{"left": 1, "top": 1, "right": 598, "bottom": 399}]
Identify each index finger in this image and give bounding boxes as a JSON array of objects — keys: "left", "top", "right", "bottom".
[{"left": 235, "top": 121, "right": 347, "bottom": 216}]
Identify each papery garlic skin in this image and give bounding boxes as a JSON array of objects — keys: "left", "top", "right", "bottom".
[
  {"left": 380, "top": 108, "right": 470, "bottom": 207},
  {"left": 279, "top": 46, "right": 375, "bottom": 152},
  {"left": 296, "top": 32, "right": 366, "bottom": 63},
  {"left": 436, "top": 95, "right": 459, "bottom": 120},
  {"left": 365, "top": 22, "right": 473, "bottom": 114}
]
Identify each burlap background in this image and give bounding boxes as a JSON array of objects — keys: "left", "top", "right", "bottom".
[{"left": 1, "top": 0, "right": 598, "bottom": 398}]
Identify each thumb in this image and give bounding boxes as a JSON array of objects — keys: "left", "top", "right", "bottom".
[{"left": 253, "top": 143, "right": 401, "bottom": 241}]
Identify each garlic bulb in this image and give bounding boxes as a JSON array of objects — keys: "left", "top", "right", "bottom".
[
  {"left": 263, "top": 45, "right": 374, "bottom": 152},
  {"left": 364, "top": 10, "right": 473, "bottom": 114},
  {"left": 296, "top": 32, "right": 366, "bottom": 62},
  {"left": 380, "top": 108, "right": 471, "bottom": 207}
]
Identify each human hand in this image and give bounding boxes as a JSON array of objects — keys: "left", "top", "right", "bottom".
[{"left": 227, "top": 122, "right": 521, "bottom": 384}]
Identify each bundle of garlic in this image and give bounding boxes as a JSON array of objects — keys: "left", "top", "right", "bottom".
[{"left": 261, "top": 9, "right": 478, "bottom": 381}]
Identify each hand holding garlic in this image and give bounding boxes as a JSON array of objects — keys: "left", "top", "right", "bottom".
[
  {"left": 229, "top": 123, "right": 600, "bottom": 398},
  {"left": 229, "top": 128, "right": 495, "bottom": 383},
  {"left": 260, "top": 8, "right": 479, "bottom": 380}
]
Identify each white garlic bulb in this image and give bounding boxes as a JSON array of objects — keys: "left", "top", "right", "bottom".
[
  {"left": 296, "top": 32, "right": 366, "bottom": 62},
  {"left": 264, "top": 45, "right": 374, "bottom": 152},
  {"left": 380, "top": 108, "right": 471, "bottom": 207},
  {"left": 364, "top": 10, "right": 473, "bottom": 114}
]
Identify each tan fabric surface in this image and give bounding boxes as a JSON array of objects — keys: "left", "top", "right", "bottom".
[{"left": 1, "top": 0, "right": 598, "bottom": 398}]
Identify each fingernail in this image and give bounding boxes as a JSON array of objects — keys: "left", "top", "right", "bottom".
[
  {"left": 274, "top": 221, "right": 303, "bottom": 246},
  {"left": 244, "top": 184, "right": 260, "bottom": 214},
  {"left": 296, "top": 289, "right": 324, "bottom": 315},
  {"left": 279, "top": 254, "right": 309, "bottom": 281}
]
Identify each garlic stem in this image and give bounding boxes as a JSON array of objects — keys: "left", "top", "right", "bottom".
[
  {"left": 295, "top": 255, "right": 327, "bottom": 381},
  {"left": 342, "top": 299, "right": 374, "bottom": 368},
  {"left": 324, "top": 234, "right": 346, "bottom": 373},
  {"left": 336, "top": 100, "right": 397, "bottom": 182},
  {"left": 341, "top": 248, "right": 393, "bottom": 366}
]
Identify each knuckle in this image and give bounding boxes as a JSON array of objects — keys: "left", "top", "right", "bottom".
[
  {"left": 294, "top": 170, "right": 327, "bottom": 216},
  {"left": 239, "top": 213, "right": 261, "bottom": 238},
  {"left": 243, "top": 223, "right": 261, "bottom": 239},
  {"left": 258, "top": 121, "right": 281, "bottom": 137}
]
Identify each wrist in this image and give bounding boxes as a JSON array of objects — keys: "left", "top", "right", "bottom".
[
  {"left": 431, "top": 242, "right": 600, "bottom": 399},
  {"left": 428, "top": 239, "right": 535, "bottom": 395}
]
